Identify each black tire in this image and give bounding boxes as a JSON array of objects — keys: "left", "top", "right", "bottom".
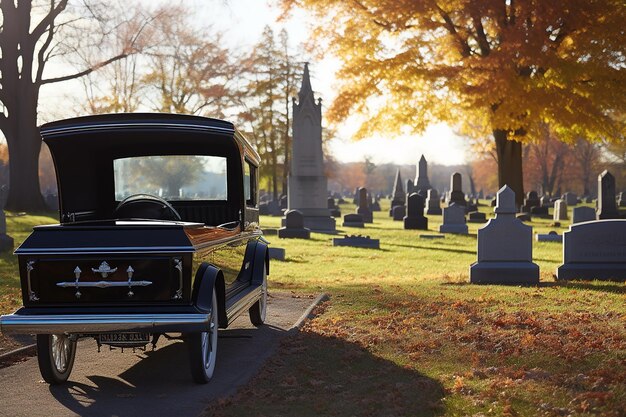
[
  {"left": 36, "top": 334, "right": 77, "bottom": 384},
  {"left": 249, "top": 265, "right": 267, "bottom": 326},
  {"left": 188, "top": 289, "right": 219, "bottom": 384}
]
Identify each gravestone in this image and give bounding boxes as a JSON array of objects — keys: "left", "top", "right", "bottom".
[
  {"left": 333, "top": 235, "right": 380, "bottom": 249},
  {"left": 536, "top": 231, "right": 562, "bottom": 242},
  {"left": 572, "top": 206, "right": 596, "bottom": 224},
  {"left": 540, "top": 195, "right": 553, "bottom": 208},
  {"left": 425, "top": 189, "right": 442, "bottom": 215},
  {"left": 389, "top": 169, "right": 405, "bottom": 216},
  {"left": 468, "top": 211, "right": 487, "bottom": 223},
  {"left": 267, "top": 200, "right": 282, "bottom": 216},
  {"left": 356, "top": 187, "right": 373, "bottom": 223},
  {"left": 403, "top": 193, "right": 428, "bottom": 230},
  {"left": 0, "top": 211, "right": 14, "bottom": 252},
  {"left": 259, "top": 202, "right": 270, "bottom": 215},
  {"left": 406, "top": 179, "right": 414, "bottom": 195},
  {"left": 278, "top": 210, "right": 311, "bottom": 239},
  {"left": 618, "top": 192, "right": 626, "bottom": 207},
  {"left": 343, "top": 213, "right": 365, "bottom": 228},
  {"left": 352, "top": 187, "right": 359, "bottom": 205},
  {"left": 279, "top": 195, "right": 288, "bottom": 210},
  {"left": 284, "top": 63, "right": 336, "bottom": 232},
  {"left": 557, "top": 219, "right": 626, "bottom": 281},
  {"left": 530, "top": 206, "right": 549, "bottom": 218},
  {"left": 553, "top": 199, "right": 568, "bottom": 221},
  {"left": 597, "top": 170, "right": 619, "bottom": 220},
  {"left": 470, "top": 186, "right": 539, "bottom": 284},
  {"left": 448, "top": 172, "right": 466, "bottom": 206},
  {"left": 563, "top": 192, "right": 578, "bottom": 206},
  {"left": 392, "top": 205, "right": 406, "bottom": 221},
  {"left": 268, "top": 247, "right": 286, "bottom": 261},
  {"left": 439, "top": 203, "right": 468, "bottom": 234},
  {"left": 328, "top": 197, "right": 341, "bottom": 218},
  {"left": 522, "top": 191, "right": 540, "bottom": 212},
  {"left": 371, "top": 196, "right": 381, "bottom": 211},
  {"left": 414, "top": 155, "right": 432, "bottom": 197}
]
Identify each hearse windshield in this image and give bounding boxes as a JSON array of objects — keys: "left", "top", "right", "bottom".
[{"left": 113, "top": 155, "right": 228, "bottom": 201}]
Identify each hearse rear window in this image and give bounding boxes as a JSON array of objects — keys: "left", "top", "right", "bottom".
[{"left": 114, "top": 155, "right": 228, "bottom": 201}]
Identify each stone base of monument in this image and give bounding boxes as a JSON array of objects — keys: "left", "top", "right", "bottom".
[
  {"left": 557, "top": 264, "right": 626, "bottom": 281},
  {"left": 278, "top": 227, "right": 311, "bottom": 239},
  {"left": 268, "top": 247, "right": 286, "bottom": 261},
  {"left": 439, "top": 224, "right": 468, "bottom": 234},
  {"left": 470, "top": 261, "right": 540, "bottom": 284},
  {"left": 403, "top": 217, "right": 428, "bottom": 230},
  {"left": 0, "top": 234, "right": 13, "bottom": 252},
  {"left": 333, "top": 235, "right": 379, "bottom": 249},
  {"left": 425, "top": 207, "right": 442, "bottom": 215},
  {"left": 281, "top": 216, "right": 336, "bottom": 232}
]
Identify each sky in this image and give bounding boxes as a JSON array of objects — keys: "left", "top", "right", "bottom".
[{"left": 40, "top": 0, "right": 469, "bottom": 167}]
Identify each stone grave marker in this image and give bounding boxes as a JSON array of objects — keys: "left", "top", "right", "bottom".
[
  {"left": 328, "top": 197, "right": 341, "bottom": 218},
  {"left": 530, "top": 205, "right": 549, "bottom": 218},
  {"left": 371, "top": 195, "right": 381, "bottom": 211},
  {"left": 448, "top": 172, "right": 466, "bottom": 206},
  {"left": 392, "top": 205, "right": 406, "bottom": 221},
  {"left": 563, "top": 192, "right": 578, "bottom": 206},
  {"left": 356, "top": 187, "right": 373, "bottom": 223},
  {"left": 540, "top": 195, "right": 554, "bottom": 208},
  {"left": 343, "top": 213, "right": 365, "bottom": 228},
  {"left": 522, "top": 191, "right": 540, "bottom": 212},
  {"left": 597, "top": 170, "right": 619, "bottom": 220},
  {"left": 414, "top": 155, "right": 432, "bottom": 197},
  {"left": 268, "top": 247, "right": 286, "bottom": 261},
  {"left": 403, "top": 193, "right": 428, "bottom": 230},
  {"left": 557, "top": 219, "right": 626, "bottom": 281},
  {"left": 468, "top": 211, "right": 487, "bottom": 223},
  {"left": 439, "top": 203, "right": 468, "bottom": 234},
  {"left": 0, "top": 210, "right": 14, "bottom": 252},
  {"left": 279, "top": 195, "right": 288, "bottom": 210},
  {"left": 284, "top": 63, "right": 335, "bottom": 231},
  {"left": 333, "top": 234, "right": 380, "bottom": 249},
  {"left": 553, "top": 199, "right": 568, "bottom": 221},
  {"left": 267, "top": 200, "right": 282, "bottom": 216},
  {"left": 425, "top": 188, "right": 442, "bottom": 215},
  {"left": 618, "top": 192, "right": 626, "bottom": 207},
  {"left": 389, "top": 169, "right": 405, "bottom": 216},
  {"left": 406, "top": 179, "right": 414, "bottom": 195},
  {"left": 572, "top": 206, "right": 596, "bottom": 224},
  {"left": 470, "top": 185, "right": 539, "bottom": 284},
  {"left": 535, "top": 231, "right": 562, "bottom": 242},
  {"left": 278, "top": 210, "right": 311, "bottom": 239}
]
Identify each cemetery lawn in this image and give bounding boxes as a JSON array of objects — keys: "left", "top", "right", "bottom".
[
  {"left": 0, "top": 209, "right": 624, "bottom": 416},
  {"left": 206, "top": 201, "right": 625, "bottom": 417}
]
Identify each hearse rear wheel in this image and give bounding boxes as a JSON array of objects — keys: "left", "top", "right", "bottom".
[
  {"left": 249, "top": 265, "right": 267, "bottom": 326},
  {"left": 36, "top": 333, "right": 77, "bottom": 384},
  {"left": 188, "top": 289, "right": 219, "bottom": 384}
]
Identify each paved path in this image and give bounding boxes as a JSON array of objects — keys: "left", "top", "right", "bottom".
[{"left": 0, "top": 292, "right": 316, "bottom": 417}]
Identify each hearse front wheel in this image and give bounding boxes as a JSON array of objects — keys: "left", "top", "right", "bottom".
[
  {"left": 188, "top": 289, "right": 219, "bottom": 384},
  {"left": 36, "top": 334, "right": 77, "bottom": 384},
  {"left": 249, "top": 265, "right": 267, "bottom": 326}
]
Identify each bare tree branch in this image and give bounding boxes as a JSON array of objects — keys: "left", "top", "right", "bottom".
[{"left": 40, "top": 52, "right": 128, "bottom": 85}]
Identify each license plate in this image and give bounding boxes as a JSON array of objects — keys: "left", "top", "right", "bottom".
[{"left": 99, "top": 332, "right": 150, "bottom": 345}]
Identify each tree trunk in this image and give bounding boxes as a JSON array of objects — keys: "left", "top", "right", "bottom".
[
  {"left": 493, "top": 129, "right": 524, "bottom": 208},
  {"left": 5, "top": 119, "right": 47, "bottom": 212}
]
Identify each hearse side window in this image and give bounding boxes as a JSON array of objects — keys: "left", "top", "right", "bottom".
[
  {"left": 113, "top": 155, "right": 228, "bottom": 201},
  {"left": 244, "top": 160, "right": 257, "bottom": 206}
]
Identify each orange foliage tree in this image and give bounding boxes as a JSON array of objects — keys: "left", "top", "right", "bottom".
[{"left": 280, "top": 0, "right": 626, "bottom": 205}]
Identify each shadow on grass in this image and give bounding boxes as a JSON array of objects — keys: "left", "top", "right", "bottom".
[
  {"left": 540, "top": 281, "right": 626, "bottom": 294},
  {"left": 386, "top": 242, "right": 475, "bottom": 256},
  {"left": 205, "top": 331, "right": 445, "bottom": 417}
]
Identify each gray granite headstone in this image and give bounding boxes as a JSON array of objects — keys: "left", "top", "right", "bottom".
[
  {"left": 356, "top": 187, "right": 373, "bottom": 223},
  {"left": 371, "top": 196, "right": 381, "bottom": 211},
  {"left": 553, "top": 199, "right": 568, "bottom": 221},
  {"left": 285, "top": 63, "right": 336, "bottom": 232},
  {"left": 414, "top": 155, "right": 431, "bottom": 197},
  {"left": 403, "top": 193, "right": 428, "bottom": 230},
  {"left": 572, "top": 206, "right": 596, "bottom": 224},
  {"left": 530, "top": 206, "right": 549, "bottom": 217},
  {"left": 448, "top": 172, "right": 466, "bottom": 206},
  {"left": 468, "top": 211, "right": 487, "bottom": 223},
  {"left": 557, "top": 219, "right": 626, "bottom": 281},
  {"left": 563, "top": 192, "right": 578, "bottom": 206},
  {"left": 540, "top": 195, "right": 553, "bottom": 208},
  {"left": 343, "top": 213, "right": 365, "bottom": 228},
  {"left": 597, "top": 170, "right": 619, "bottom": 220},
  {"left": 439, "top": 203, "right": 468, "bottom": 234},
  {"left": 0, "top": 210, "right": 14, "bottom": 252},
  {"left": 406, "top": 179, "right": 414, "bottom": 196},
  {"left": 392, "top": 205, "right": 405, "bottom": 221},
  {"left": 333, "top": 235, "right": 380, "bottom": 249},
  {"left": 278, "top": 210, "right": 311, "bottom": 239},
  {"left": 470, "top": 185, "right": 539, "bottom": 284},
  {"left": 522, "top": 191, "right": 540, "bottom": 212},
  {"left": 424, "top": 188, "right": 442, "bottom": 215},
  {"left": 389, "top": 169, "right": 405, "bottom": 215},
  {"left": 268, "top": 247, "right": 286, "bottom": 261},
  {"left": 618, "top": 192, "right": 626, "bottom": 207},
  {"left": 536, "top": 231, "right": 562, "bottom": 242}
]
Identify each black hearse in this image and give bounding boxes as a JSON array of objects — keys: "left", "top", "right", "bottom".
[{"left": 0, "top": 114, "right": 268, "bottom": 384}]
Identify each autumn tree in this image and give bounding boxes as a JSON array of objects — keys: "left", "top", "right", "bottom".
[
  {"left": 280, "top": 0, "right": 626, "bottom": 205},
  {"left": 0, "top": 1, "right": 155, "bottom": 211}
]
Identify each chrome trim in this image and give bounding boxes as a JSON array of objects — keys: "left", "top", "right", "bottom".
[
  {"left": 0, "top": 312, "right": 211, "bottom": 334},
  {"left": 56, "top": 280, "right": 152, "bottom": 289},
  {"left": 92, "top": 261, "right": 117, "bottom": 277},
  {"left": 172, "top": 258, "right": 183, "bottom": 300},
  {"left": 41, "top": 122, "right": 235, "bottom": 137},
  {"left": 127, "top": 266, "right": 135, "bottom": 297},
  {"left": 15, "top": 246, "right": 196, "bottom": 255},
  {"left": 26, "top": 260, "right": 39, "bottom": 302},
  {"left": 74, "top": 266, "right": 82, "bottom": 299}
]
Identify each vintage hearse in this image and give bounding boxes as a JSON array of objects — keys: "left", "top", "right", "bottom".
[{"left": 0, "top": 113, "right": 269, "bottom": 384}]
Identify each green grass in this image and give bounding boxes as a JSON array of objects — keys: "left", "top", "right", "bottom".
[{"left": 207, "top": 200, "right": 625, "bottom": 417}]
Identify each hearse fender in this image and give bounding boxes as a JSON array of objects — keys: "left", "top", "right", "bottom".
[
  {"left": 251, "top": 239, "right": 269, "bottom": 285},
  {"left": 192, "top": 263, "right": 227, "bottom": 328}
]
